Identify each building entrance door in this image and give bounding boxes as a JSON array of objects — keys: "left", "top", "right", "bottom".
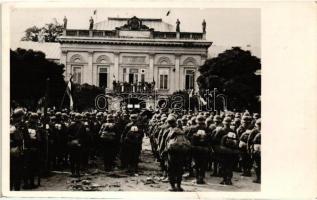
[{"left": 128, "top": 68, "right": 139, "bottom": 84}]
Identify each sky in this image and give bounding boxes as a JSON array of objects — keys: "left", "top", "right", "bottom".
[{"left": 10, "top": 8, "right": 260, "bottom": 57}]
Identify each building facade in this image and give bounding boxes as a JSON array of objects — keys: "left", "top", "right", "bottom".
[{"left": 58, "top": 16, "right": 212, "bottom": 95}]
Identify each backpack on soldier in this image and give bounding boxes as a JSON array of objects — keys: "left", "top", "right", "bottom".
[
  {"left": 166, "top": 129, "right": 191, "bottom": 153},
  {"left": 125, "top": 125, "right": 141, "bottom": 143},
  {"left": 223, "top": 132, "right": 238, "bottom": 149},
  {"left": 100, "top": 123, "right": 116, "bottom": 141}
]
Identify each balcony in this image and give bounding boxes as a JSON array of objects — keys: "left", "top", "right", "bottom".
[
  {"left": 112, "top": 81, "right": 155, "bottom": 93},
  {"left": 63, "top": 29, "right": 204, "bottom": 40}
]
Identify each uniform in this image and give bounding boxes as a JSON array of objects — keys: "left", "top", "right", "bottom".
[
  {"left": 10, "top": 109, "right": 26, "bottom": 190},
  {"left": 23, "top": 113, "right": 42, "bottom": 189},
  {"left": 99, "top": 115, "right": 120, "bottom": 171},
  {"left": 165, "top": 127, "right": 191, "bottom": 191},
  {"left": 67, "top": 114, "right": 87, "bottom": 177},
  {"left": 120, "top": 114, "right": 144, "bottom": 173},
  {"left": 219, "top": 131, "right": 239, "bottom": 185},
  {"left": 189, "top": 115, "right": 211, "bottom": 184}
]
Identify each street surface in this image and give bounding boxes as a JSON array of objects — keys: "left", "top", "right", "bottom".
[{"left": 30, "top": 137, "right": 260, "bottom": 192}]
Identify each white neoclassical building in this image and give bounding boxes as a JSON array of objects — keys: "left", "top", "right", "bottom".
[{"left": 58, "top": 16, "right": 212, "bottom": 95}]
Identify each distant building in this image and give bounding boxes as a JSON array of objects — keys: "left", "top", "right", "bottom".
[{"left": 58, "top": 16, "right": 212, "bottom": 94}]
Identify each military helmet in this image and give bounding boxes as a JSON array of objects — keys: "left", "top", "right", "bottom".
[
  {"left": 253, "top": 113, "right": 260, "bottom": 119},
  {"left": 223, "top": 117, "right": 232, "bottom": 124},
  {"left": 227, "top": 132, "right": 236, "bottom": 139},
  {"left": 167, "top": 116, "right": 176, "bottom": 124},
  {"left": 12, "top": 108, "right": 25, "bottom": 119},
  {"left": 196, "top": 115, "right": 206, "bottom": 123},
  {"left": 130, "top": 114, "right": 138, "bottom": 120},
  {"left": 74, "top": 113, "right": 82, "bottom": 120},
  {"left": 213, "top": 115, "right": 222, "bottom": 122},
  {"left": 130, "top": 126, "right": 139, "bottom": 132},
  {"left": 96, "top": 112, "right": 103, "bottom": 118},
  {"left": 29, "top": 113, "right": 39, "bottom": 121},
  {"left": 206, "top": 117, "right": 213, "bottom": 125},
  {"left": 256, "top": 119, "right": 261, "bottom": 125},
  {"left": 235, "top": 113, "right": 241, "bottom": 118}
]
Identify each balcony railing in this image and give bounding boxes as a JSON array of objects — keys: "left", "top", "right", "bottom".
[
  {"left": 64, "top": 29, "right": 204, "bottom": 40},
  {"left": 112, "top": 81, "right": 155, "bottom": 93}
]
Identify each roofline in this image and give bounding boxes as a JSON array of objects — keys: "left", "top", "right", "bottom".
[
  {"left": 107, "top": 17, "right": 162, "bottom": 22},
  {"left": 58, "top": 36, "right": 212, "bottom": 48}
]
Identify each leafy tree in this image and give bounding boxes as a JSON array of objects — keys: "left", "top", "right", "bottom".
[
  {"left": 21, "top": 21, "right": 64, "bottom": 43},
  {"left": 21, "top": 26, "right": 41, "bottom": 42},
  {"left": 197, "top": 47, "right": 261, "bottom": 112},
  {"left": 168, "top": 90, "right": 199, "bottom": 112},
  {"left": 72, "top": 83, "right": 104, "bottom": 112},
  {"left": 10, "top": 48, "right": 66, "bottom": 110}
]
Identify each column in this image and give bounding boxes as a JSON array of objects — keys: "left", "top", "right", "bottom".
[
  {"left": 61, "top": 50, "right": 67, "bottom": 80},
  {"left": 113, "top": 52, "right": 120, "bottom": 81},
  {"left": 174, "top": 54, "right": 180, "bottom": 91},
  {"left": 148, "top": 53, "right": 155, "bottom": 82},
  {"left": 87, "top": 51, "right": 93, "bottom": 85}
]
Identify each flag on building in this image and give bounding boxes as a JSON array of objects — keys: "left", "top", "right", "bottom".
[
  {"left": 189, "top": 89, "right": 194, "bottom": 98},
  {"left": 93, "top": 9, "right": 97, "bottom": 15},
  {"left": 66, "top": 75, "right": 73, "bottom": 110},
  {"left": 166, "top": 10, "right": 171, "bottom": 16},
  {"left": 199, "top": 95, "right": 207, "bottom": 106}
]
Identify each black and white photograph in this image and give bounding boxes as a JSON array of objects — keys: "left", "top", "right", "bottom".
[{"left": 8, "top": 6, "right": 262, "bottom": 192}]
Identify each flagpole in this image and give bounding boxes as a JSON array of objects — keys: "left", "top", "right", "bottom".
[{"left": 59, "top": 82, "right": 68, "bottom": 110}]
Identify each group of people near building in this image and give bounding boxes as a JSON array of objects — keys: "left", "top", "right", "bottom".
[{"left": 10, "top": 107, "right": 261, "bottom": 192}]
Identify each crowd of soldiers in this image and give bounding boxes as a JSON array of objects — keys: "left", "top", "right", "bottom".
[
  {"left": 148, "top": 111, "right": 261, "bottom": 191},
  {"left": 10, "top": 107, "right": 261, "bottom": 192}
]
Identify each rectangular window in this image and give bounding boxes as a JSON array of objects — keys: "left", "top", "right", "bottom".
[
  {"left": 159, "top": 69, "right": 169, "bottom": 89},
  {"left": 123, "top": 68, "right": 126, "bottom": 82},
  {"left": 72, "top": 66, "right": 82, "bottom": 84},
  {"left": 129, "top": 69, "right": 139, "bottom": 83},
  {"left": 98, "top": 66, "right": 108, "bottom": 88},
  {"left": 185, "top": 69, "right": 195, "bottom": 90}
]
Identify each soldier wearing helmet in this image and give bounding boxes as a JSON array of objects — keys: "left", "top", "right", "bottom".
[
  {"left": 211, "top": 117, "right": 234, "bottom": 177},
  {"left": 66, "top": 113, "right": 87, "bottom": 177},
  {"left": 23, "top": 113, "right": 42, "bottom": 189},
  {"left": 219, "top": 129, "right": 239, "bottom": 185},
  {"left": 10, "top": 108, "right": 27, "bottom": 190},
  {"left": 238, "top": 115, "right": 254, "bottom": 177},
  {"left": 165, "top": 125, "right": 191, "bottom": 191},
  {"left": 187, "top": 115, "right": 211, "bottom": 184},
  {"left": 248, "top": 118, "right": 261, "bottom": 183},
  {"left": 208, "top": 115, "right": 224, "bottom": 177},
  {"left": 120, "top": 113, "right": 144, "bottom": 173},
  {"left": 99, "top": 114, "right": 120, "bottom": 171}
]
